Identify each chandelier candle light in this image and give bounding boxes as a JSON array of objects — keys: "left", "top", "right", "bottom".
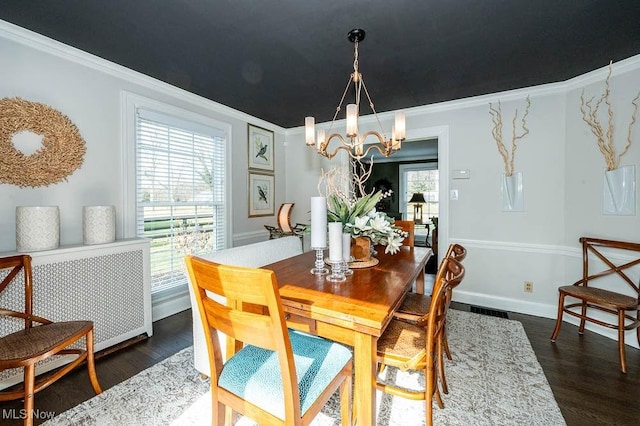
[{"left": 305, "top": 29, "right": 406, "bottom": 160}]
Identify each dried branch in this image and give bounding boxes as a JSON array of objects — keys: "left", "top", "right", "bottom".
[
  {"left": 318, "top": 167, "right": 350, "bottom": 206},
  {"left": 580, "top": 61, "right": 640, "bottom": 171},
  {"left": 621, "top": 92, "right": 640, "bottom": 162},
  {"left": 318, "top": 156, "right": 375, "bottom": 207},
  {"left": 350, "top": 156, "right": 374, "bottom": 198},
  {"left": 489, "top": 96, "right": 531, "bottom": 176}
]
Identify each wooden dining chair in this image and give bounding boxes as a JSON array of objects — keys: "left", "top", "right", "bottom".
[
  {"left": 394, "top": 220, "right": 415, "bottom": 247},
  {"left": 376, "top": 257, "right": 465, "bottom": 426},
  {"left": 0, "top": 255, "right": 102, "bottom": 426},
  {"left": 396, "top": 243, "right": 467, "bottom": 318},
  {"left": 550, "top": 237, "right": 640, "bottom": 373},
  {"left": 393, "top": 243, "right": 467, "bottom": 394},
  {"left": 185, "top": 255, "right": 353, "bottom": 425}
]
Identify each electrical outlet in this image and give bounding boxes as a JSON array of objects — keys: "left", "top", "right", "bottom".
[{"left": 524, "top": 281, "right": 533, "bottom": 293}]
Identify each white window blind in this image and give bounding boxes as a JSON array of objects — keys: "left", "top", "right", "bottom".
[{"left": 135, "top": 108, "right": 227, "bottom": 295}]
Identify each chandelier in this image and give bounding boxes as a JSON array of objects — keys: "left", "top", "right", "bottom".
[{"left": 305, "top": 29, "right": 406, "bottom": 160}]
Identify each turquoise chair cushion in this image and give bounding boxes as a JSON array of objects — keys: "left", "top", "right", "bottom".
[{"left": 218, "top": 329, "right": 351, "bottom": 420}]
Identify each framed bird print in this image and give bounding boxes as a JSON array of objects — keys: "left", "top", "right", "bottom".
[
  {"left": 248, "top": 124, "right": 274, "bottom": 171},
  {"left": 248, "top": 172, "right": 275, "bottom": 217}
]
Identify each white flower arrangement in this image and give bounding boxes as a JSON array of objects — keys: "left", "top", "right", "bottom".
[{"left": 326, "top": 190, "right": 407, "bottom": 255}]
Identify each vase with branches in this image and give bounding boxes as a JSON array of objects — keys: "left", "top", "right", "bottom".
[
  {"left": 489, "top": 96, "right": 531, "bottom": 211},
  {"left": 580, "top": 61, "right": 639, "bottom": 172},
  {"left": 489, "top": 96, "right": 531, "bottom": 177}
]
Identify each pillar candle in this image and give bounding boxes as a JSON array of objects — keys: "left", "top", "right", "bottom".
[
  {"left": 328, "top": 222, "right": 343, "bottom": 261},
  {"left": 342, "top": 233, "right": 351, "bottom": 261},
  {"left": 310, "top": 197, "right": 327, "bottom": 249}
]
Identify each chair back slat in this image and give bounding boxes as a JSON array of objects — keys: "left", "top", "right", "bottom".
[
  {"left": 0, "top": 254, "right": 34, "bottom": 330},
  {"left": 394, "top": 220, "right": 415, "bottom": 247},
  {"left": 581, "top": 237, "right": 640, "bottom": 295},
  {"left": 186, "top": 256, "right": 286, "bottom": 350}
]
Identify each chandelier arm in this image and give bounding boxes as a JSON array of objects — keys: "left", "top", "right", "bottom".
[
  {"left": 322, "top": 144, "right": 359, "bottom": 160},
  {"left": 316, "top": 130, "right": 395, "bottom": 160},
  {"left": 359, "top": 130, "right": 395, "bottom": 158},
  {"left": 359, "top": 144, "right": 387, "bottom": 159},
  {"left": 319, "top": 133, "right": 353, "bottom": 159}
]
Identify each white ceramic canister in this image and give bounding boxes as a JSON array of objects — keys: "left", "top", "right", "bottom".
[
  {"left": 83, "top": 205, "right": 116, "bottom": 245},
  {"left": 16, "top": 206, "right": 60, "bottom": 252}
]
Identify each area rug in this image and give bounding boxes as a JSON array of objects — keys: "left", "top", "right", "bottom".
[{"left": 44, "top": 310, "right": 565, "bottom": 425}]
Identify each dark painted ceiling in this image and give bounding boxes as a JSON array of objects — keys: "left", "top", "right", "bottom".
[{"left": 2, "top": 1, "right": 640, "bottom": 129}]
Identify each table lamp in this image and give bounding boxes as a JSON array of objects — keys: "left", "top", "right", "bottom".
[{"left": 409, "top": 192, "right": 426, "bottom": 224}]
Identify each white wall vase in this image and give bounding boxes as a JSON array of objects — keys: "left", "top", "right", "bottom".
[
  {"left": 15, "top": 206, "right": 60, "bottom": 252},
  {"left": 501, "top": 172, "right": 524, "bottom": 212},
  {"left": 83, "top": 205, "right": 116, "bottom": 244},
  {"left": 603, "top": 165, "right": 636, "bottom": 215}
]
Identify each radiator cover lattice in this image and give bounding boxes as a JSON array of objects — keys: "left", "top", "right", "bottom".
[{"left": 0, "top": 240, "right": 152, "bottom": 387}]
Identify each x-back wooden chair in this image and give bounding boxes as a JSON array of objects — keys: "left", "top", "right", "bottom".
[
  {"left": 376, "top": 257, "right": 465, "bottom": 426},
  {"left": 393, "top": 243, "right": 467, "bottom": 394},
  {"left": 0, "top": 255, "right": 102, "bottom": 426},
  {"left": 550, "top": 237, "right": 640, "bottom": 373}
]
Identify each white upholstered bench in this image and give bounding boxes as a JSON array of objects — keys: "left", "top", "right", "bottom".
[{"left": 187, "top": 236, "right": 303, "bottom": 376}]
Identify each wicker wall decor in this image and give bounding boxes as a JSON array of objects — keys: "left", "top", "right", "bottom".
[{"left": 0, "top": 97, "right": 86, "bottom": 187}]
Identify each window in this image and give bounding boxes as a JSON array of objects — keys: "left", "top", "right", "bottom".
[
  {"left": 135, "top": 108, "right": 227, "bottom": 296},
  {"left": 399, "top": 164, "right": 439, "bottom": 223}
]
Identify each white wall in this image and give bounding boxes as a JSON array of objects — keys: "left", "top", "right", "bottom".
[
  {"left": 0, "top": 21, "right": 286, "bottom": 253},
  {"left": 285, "top": 57, "right": 640, "bottom": 346}
]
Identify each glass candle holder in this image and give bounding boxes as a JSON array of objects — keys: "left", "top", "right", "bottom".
[
  {"left": 326, "top": 259, "right": 346, "bottom": 282},
  {"left": 310, "top": 247, "right": 329, "bottom": 275}
]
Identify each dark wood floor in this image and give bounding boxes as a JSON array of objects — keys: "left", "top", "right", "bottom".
[{"left": 1, "top": 305, "right": 639, "bottom": 425}]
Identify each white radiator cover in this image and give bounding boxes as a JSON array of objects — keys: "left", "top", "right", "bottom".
[{"left": 0, "top": 238, "right": 153, "bottom": 389}]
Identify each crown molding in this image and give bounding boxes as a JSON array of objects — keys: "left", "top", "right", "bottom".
[{"left": 287, "top": 53, "right": 640, "bottom": 136}]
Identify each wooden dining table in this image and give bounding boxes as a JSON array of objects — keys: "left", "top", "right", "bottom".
[{"left": 263, "top": 245, "right": 432, "bottom": 425}]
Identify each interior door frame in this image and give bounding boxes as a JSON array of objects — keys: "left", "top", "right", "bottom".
[{"left": 403, "top": 125, "right": 449, "bottom": 261}]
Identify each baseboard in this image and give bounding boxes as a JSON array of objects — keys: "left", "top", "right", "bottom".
[
  {"left": 455, "top": 289, "right": 639, "bottom": 349},
  {"left": 152, "top": 290, "right": 191, "bottom": 322}
]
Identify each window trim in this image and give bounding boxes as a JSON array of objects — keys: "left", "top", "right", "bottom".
[
  {"left": 399, "top": 162, "right": 439, "bottom": 219},
  {"left": 122, "top": 92, "right": 233, "bottom": 299}
]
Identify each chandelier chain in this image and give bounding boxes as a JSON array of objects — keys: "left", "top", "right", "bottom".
[{"left": 359, "top": 79, "right": 386, "bottom": 139}]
